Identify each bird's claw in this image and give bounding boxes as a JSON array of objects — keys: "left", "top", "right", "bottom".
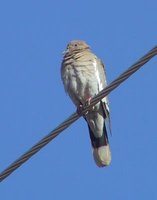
[
  {"left": 77, "top": 97, "right": 94, "bottom": 116},
  {"left": 77, "top": 104, "right": 84, "bottom": 116},
  {"left": 85, "top": 97, "right": 92, "bottom": 106}
]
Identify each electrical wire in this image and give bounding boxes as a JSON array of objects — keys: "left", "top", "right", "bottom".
[{"left": 0, "top": 46, "right": 156, "bottom": 182}]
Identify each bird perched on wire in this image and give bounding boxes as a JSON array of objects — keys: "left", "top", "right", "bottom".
[{"left": 61, "top": 40, "right": 111, "bottom": 167}]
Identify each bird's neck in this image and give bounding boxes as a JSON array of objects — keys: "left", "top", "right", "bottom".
[{"left": 63, "top": 49, "right": 92, "bottom": 63}]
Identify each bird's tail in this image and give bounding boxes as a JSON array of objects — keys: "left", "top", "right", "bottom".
[{"left": 88, "top": 124, "right": 111, "bottom": 167}]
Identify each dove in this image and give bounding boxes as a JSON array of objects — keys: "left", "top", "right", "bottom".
[{"left": 61, "top": 40, "right": 111, "bottom": 167}]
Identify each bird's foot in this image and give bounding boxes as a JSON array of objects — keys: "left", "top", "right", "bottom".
[
  {"left": 85, "top": 97, "right": 92, "bottom": 107},
  {"left": 77, "top": 104, "right": 84, "bottom": 116},
  {"left": 77, "top": 97, "right": 93, "bottom": 116},
  {"left": 84, "top": 97, "right": 94, "bottom": 112}
]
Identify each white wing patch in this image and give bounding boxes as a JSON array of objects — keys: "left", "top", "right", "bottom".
[
  {"left": 93, "top": 61, "right": 103, "bottom": 91},
  {"left": 93, "top": 60, "right": 110, "bottom": 112}
]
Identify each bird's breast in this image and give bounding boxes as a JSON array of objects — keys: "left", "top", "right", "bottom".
[{"left": 62, "top": 61, "right": 100, "bottom": 104}]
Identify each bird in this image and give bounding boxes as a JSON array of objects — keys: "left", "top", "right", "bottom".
[{"left": 61, "top": 40, "right": 111, "bottom": 167}]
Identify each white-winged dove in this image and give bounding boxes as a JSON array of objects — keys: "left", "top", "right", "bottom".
[{"left": 61, "top": 40, "right": 111, "bottom": 167}]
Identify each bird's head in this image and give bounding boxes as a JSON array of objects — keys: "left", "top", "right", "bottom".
[{"left": 63, "top": 40, "right": 90, "bottom": 55}]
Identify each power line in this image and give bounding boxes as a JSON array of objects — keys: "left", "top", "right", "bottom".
[{"left": 0, "top": 46, "right": 156, "bottom": 182}]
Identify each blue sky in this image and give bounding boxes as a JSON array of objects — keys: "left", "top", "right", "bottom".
[{"left": 0, "top": 0, "right": 157, "bottom": 199}]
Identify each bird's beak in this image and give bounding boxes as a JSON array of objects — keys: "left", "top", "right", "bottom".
[{"left": 62, "top": 49, "right": 69, "bottom": 55}]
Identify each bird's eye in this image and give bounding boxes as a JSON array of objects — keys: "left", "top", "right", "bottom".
[{"left": 74, "top": 44, "right": 78, "bottom": 47}]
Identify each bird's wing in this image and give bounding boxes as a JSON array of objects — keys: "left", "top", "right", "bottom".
[{"left": 97, "top": 58, "right": 112, "bottom": 134}]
